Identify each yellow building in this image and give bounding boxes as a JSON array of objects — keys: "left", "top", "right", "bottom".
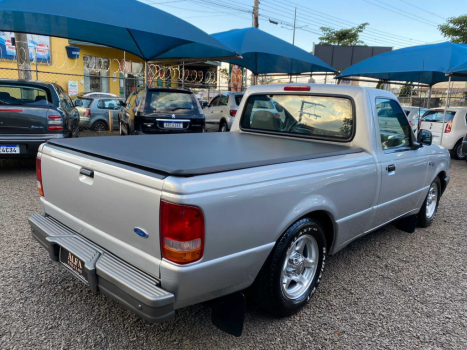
[{"left": 0, "top": 36, "right": 145, "bottom": 97}]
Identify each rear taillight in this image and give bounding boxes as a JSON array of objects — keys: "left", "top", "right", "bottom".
[
  {"left": 409, "top": 121, "right": 413, "bottom": 126},
  {"left": 36, "top": 157, "right": 44, "bottom": 197},
  {"left": 160, "top": 201, "right": 205, "bottom": 264},
  {"left": 229, "top": 109, "right": 237, "bottom": 117},
  {"left": 445, "top": 120, "right": 452, "bottom": 133},
  {"left": 84, "top": 109, "right": 91, "bottom": 117},
  {"left": 48, "top": 126, "right": 63, "bottom": 131},
  {"left": 48, "top": 115, "right": 63, "bottom": 125}
]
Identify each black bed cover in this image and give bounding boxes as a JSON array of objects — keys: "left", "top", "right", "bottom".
[{"left": 48, "top": 133, "right": 363, "bottom": 177}]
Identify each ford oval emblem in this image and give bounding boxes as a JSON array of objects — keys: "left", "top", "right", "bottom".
[{"left": 134, "top": 227, "right": 149, "bottom": 238}]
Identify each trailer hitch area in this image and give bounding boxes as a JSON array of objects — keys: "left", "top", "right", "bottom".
[{"left": 209, "top": 292, "right": 246, "bottom": 337}]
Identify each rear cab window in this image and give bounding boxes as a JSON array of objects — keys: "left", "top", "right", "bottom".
[
  {"left": 0, "top": 85, "right": 51, "bottom": 106},
  {"left": 240, "top": 94, "right": 354, "bottom": 141},
  {"left": 145, "top": 90, "right": 198, "bottom": 114}
]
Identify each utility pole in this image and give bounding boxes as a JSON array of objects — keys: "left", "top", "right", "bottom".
[
  {"left": 290, "top": 7, "right": 297, "bottom": 83},
  {"left": 14, "top": 33, "right": 32, "bottom": 81},
  {"left": 253, "top": 0, "right": 259, "bottom": 28}
]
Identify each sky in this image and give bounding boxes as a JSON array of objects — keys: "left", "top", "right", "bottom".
[{"left": 140, "top": 0, "right": 464, "bottom": 52}]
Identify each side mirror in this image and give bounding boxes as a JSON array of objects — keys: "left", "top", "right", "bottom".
[
  {"left": 417, "top": 129, "right": 432, "bottom": 146},
  {"left": 202, "top": 101, "right": 208, "bottom": 109}
]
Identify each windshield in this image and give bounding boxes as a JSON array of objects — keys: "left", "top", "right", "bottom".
[
  {"left": 146, "top": 91, "right": 197, "bottom": 113},
  {"left": 74, "top": 98, "right": 92, "bottom": 108},
  {"left": 240, "top": 94, "right": 354, "bottom": 140},
  {"left": 422, "top": 111, "right": 456, "bottom": 122},
  {"left": 0, "top": 85, "right": 51, "bottom": 106}
]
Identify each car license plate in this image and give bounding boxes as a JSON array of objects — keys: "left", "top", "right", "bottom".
[
  {"left": 0, "top": 145, "right": 19, "bottom": 154},
  {"left": 163, "top": 122, "right": 183, "bottom": 129},
  {"left": 60, "top": 247, "right": 87, "bottom": 283}
]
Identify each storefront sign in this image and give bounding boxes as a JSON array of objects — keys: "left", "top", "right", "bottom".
[{"left": 68, "top": 81, "right": 79, "bottom": 95}]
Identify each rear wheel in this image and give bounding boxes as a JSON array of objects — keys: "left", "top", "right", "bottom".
[
  {"left": 91, "top": 120, "right": 109, "bottom": 132},
  {"left": 417, "top": 177, "right": 441, "bottom": 228},
  {"left": 451, "top": 140, "right": 466, "bottom": 160},
  {"left": 252, "top": 218, "right": 326, "bottom": 317},
  {"left": 220, "top": 121, "right": 229, "bottom": 132}
]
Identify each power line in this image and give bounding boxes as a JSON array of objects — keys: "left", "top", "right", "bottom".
[
  {"left": 398, "top": 0, "right": 447, "bottom": 20},
  {"left": 363, "top": 0, "right": 439, "bottom": 27},
  {"left": 260, "top": 0, "right": 420, "bottom": 47},
  {"left": 255, "top": 0, "right": 427, "bottom": 44}
]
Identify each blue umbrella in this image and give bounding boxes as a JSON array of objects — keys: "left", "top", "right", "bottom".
[
  {"left": 0, "top": 0, "right": 237, "bottom": 60},
  {"left": 337, "top": 42, "right": 467, "bottom": 85},
  {"left": 159, "top": 27, "right": 336, "bottom": 74}
]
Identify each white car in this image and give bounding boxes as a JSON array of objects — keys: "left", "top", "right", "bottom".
[
  {"left": 420, "top": 107, "right": 467, "bottom": 160},
  {"left": 204, "top": 92, "right": 243, "bottom": 132},
  {"left": 403, "top": 106, "right": 427, "bottom": 136}
]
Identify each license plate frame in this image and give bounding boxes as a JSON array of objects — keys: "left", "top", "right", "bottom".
[
  {"left": 0, "top": 144, "right": 20, "bottom": 154},
  {"left": 163, "top": 122, "right": 183, "bottom": 129},
  {"left": 59, "top": 247, "right": 88, "bottom": 284}
]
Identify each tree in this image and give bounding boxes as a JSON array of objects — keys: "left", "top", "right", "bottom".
[
  {"left": 399, "top": 83, "right": 413, "bottom": 97},
  {"left": 318, "top": 23, "right": 369, "bottom": 46},
  {"left": 438, "top": 15, "right": 467, "bottom": 43}
]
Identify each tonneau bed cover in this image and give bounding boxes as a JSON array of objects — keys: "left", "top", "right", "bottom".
[{"left": 48, "top": 133, "right": 363, "bottom": 177}]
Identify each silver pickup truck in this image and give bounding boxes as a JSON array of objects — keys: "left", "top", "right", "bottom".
[{"left": 29, "top": 84, "right": 450, "bottom": 335}]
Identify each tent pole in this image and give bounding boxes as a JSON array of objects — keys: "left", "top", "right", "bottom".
[
  {"left": 440, "top": 75, "right": 452, "bottom": 145},
  {"left": 427, "top": 85, "right": 432, "bottom": 108},
  {"left": 182, "top": 61, "right": 185, "bottom": 89},
  {"left": 145, "top": 61, "right": 149, "bottom": 88}
]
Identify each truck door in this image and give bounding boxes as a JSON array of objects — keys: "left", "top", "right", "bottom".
[
  {"left": 373, "top": 98, "right": 429, "bottom": 228},
  {"left": 205, "top": 95, "right": 221, "bottom": 131}
]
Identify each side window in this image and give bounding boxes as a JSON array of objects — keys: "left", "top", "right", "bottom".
[
  {"left": 220, "top": 95, "right": 228, "bottom": 106},
  {"left": 98, "top": 99, "right": 119, "bottom": 109},
  {"left": 376, "top": 98, "right": 412, "bottom": 151},
  {"left": 209, "top": 96, "right": 220, "bottom": 107}
]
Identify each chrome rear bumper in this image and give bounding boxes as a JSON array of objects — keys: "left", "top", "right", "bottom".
[{"left": 28, "top": 213, "right": 175, "bottom": 323}]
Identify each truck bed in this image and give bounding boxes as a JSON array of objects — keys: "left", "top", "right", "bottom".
[{"left": 48, "top": 133, "right": 363, "bottom": 177}]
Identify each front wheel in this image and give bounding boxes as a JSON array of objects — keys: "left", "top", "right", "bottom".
[
  {"left": 252, "top": 218, "right": 326, "bottom": 317},
  {"left": 417, "top": 177, "right": 441, "bottom": 228}
]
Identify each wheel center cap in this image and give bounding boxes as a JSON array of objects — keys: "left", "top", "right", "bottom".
[{"left": 287, "top": 252, "right": 305, "bottom": 276}]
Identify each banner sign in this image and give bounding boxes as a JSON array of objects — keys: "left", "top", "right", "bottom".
[
  {"left": 0, "top": 32, "right": 51, "bottom": 62},
  {"left": 68, "top": 81, "right": 79, "bottom": 95}
]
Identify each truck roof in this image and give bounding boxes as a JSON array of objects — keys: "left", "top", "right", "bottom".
[{"left": 47, "top": 133, "right": 363, "bottom": 177}]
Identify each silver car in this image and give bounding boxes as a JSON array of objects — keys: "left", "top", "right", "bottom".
[
  {"left": 204, "top": 92, "right": 243, "bottom": 132},
  {"left": 74, "top": 96, "right": 123, "bottom": 131}
]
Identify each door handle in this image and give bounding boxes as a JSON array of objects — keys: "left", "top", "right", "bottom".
[
  {"left": 387, "top": 164, "right": 396, "bottom": 172},
  {"left": 80, "top": 168, "right": 94, "bottom": 178}
]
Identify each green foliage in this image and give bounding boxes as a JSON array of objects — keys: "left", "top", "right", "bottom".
[
  {"left": 318, "top": 23, "right": 369, "bottom": 46},
  {"left": 399, "top": 83, "right": 413, "bottom": 97},
  {"left": 218, "top": 67, "right": 229, "bottom": 81},
  {"left": 376, "top": 81, "right": 384, "bottom": 90},
  {"left": 438, "top": 15, "right": 467, "bottom": 43}
]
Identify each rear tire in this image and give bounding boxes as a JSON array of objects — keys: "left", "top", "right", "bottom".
[
  {"left": 451, "top": 140, "right": 466, "bottom": 160},
  {"left": 417, "top": 177, "right": 441, "bottom": 228},
  {"left": 252, "top": 218, "right": 326, "bottom": 317},
  {"left": 220, "top": 121, "right": 229, "bottom": 132},
  {"left": 91, "top": 120, "right": 109, "bottom": 132}
]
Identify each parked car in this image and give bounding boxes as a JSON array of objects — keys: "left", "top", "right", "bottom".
[
  {"left": 419, "top": 107, "right": 467, "bottom": 160},
  {"left": 462, "top": 132, "right": 467, "bottom": 160},
  {"left": 402, "top": 106, "right": 427, "bottom": 135},
  {"left": 119, "top": 87, "right": 205, "bottom": 135},
  {"left": 74, "top": 96, "right": 123, "bottom": 131},
  {"left": 72, "top": 92, "right": 117, "bottom": 101},
  {"left": 29, "top": 84, "right": 450, "bottom": 336},
  {"left": 204, "top": 92, "right": 243, "bottom": 132},
  {"left": 0, "top": 80, "right": 79, "bottom": 158}
]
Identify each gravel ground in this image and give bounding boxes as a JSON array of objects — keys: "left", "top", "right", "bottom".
[{"left": 0, "top": 158, "right": 466, "bottom": 349}]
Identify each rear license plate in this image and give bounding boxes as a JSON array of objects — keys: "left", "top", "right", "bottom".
[
  {"left": 0, "top": 145, "right": 19, "bottom": 154},
  {"left": 163, "top": 122, "right": 183, "bottom": 129},
  {"left": 60, "top": 247, "right": 87, "bottom": 283}
]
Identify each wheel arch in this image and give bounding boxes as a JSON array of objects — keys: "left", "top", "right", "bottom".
[
  {"left": 219, "top": 117, "right": 228, "bottom": 130},
  {"left": 437, "top": 170, "right": 448, "bottom": 195}
]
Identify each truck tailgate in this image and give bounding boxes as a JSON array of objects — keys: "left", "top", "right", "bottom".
[{"left": 40, "top": 145, "right": 164, "bottom": 278}]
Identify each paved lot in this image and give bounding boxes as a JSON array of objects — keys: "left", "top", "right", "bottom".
[{"left": 0, "top": 157, "right": 465, "bottom": 349}]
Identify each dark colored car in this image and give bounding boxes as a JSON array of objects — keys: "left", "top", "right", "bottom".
[
  {"left": 118, "top": 88, "right": 205, "bottom": 135},
  {"left": 0, "top": 80, "right": 79, "bottom": 158}
]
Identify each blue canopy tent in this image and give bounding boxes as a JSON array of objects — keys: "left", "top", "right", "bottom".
[
  {"left": 158, "top": 27, "right": 336, "bottom": 76},
  {"left": 0, "top": 0, "right": 239, "bottom": 84},
  {"left": 337, "top": 42, "right": 467, "bottom": 144}
]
